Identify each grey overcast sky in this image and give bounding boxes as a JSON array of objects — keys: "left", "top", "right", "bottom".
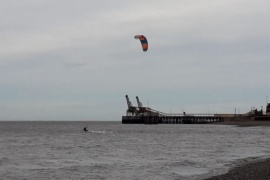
[{"left": 0, "top": 0, "right": 269, "bottom": 121}]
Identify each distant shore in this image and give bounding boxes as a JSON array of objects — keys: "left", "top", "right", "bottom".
[{"left": 213, "top": 117, "right": 270, "bottom": 127}]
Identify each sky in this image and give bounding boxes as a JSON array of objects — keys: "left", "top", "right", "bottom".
[{"left": 0, "top": 0, "right": 270, "bottom": 121}]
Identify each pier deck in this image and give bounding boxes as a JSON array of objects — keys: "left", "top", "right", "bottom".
[{"left": 122, "top": 115, "right": 224, "bottom": 124}]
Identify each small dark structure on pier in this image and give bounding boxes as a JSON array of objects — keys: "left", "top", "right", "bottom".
[{"left": 122, "top": 95, "right": 224, "bottom": 124}]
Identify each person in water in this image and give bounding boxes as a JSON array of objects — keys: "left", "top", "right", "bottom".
[{"left": 83, "top": 126, "right": 88, "bottom": 132}]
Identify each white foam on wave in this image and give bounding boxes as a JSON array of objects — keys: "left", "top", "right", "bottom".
[{"left": 89, "top": 130, "right": 112, "bottom": 134}]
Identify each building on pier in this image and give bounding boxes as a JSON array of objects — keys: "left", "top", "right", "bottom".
[{"left": 267, "top": 103, "right": 270, "bottom": 115}]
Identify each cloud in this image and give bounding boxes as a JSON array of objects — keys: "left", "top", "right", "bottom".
[{"left": 0, "top": 0, "right": 270, "bottom": 120}]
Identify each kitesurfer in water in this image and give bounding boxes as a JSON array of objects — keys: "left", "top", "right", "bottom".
[{"left": 83, "top": 126, "right": 88, "bottom": 132}]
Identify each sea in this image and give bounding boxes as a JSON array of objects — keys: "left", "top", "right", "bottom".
[{"left": 1, "top": 121, "right": 270, "bottom": 180}]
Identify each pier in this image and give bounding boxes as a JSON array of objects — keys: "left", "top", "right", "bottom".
[
  {"left": 122, "top": 95, "right": 224, "bottom": 124},
  {"left": 122, "top": 115, "right": 224, "bottom": 124}
]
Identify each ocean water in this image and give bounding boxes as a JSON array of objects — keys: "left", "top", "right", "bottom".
[{"left": 0, "top": 121, "right": 270, "bottom": 180}]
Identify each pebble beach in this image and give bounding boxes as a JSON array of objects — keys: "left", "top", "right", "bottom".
[
  {"left": 204, "top": 118, "right": 270, "bottom": 180},
  {"left": 205, "top": 158, "right": 270, "bottom": 180}
]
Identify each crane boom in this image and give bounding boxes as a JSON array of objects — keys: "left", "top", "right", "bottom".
[
  {"left": 125, "top": 95, "right": 133, "bottom": 108},
  {"left": 136, "top": 96, "right": 143, "bottom": 108}
]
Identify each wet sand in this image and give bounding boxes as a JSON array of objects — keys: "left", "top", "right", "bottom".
[{"left": 205, "top": 118, "right": 270, "bottom": 180}]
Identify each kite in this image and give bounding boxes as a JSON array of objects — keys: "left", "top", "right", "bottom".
[{"left": 134, "top": 35, "right": 148, "bottom": 52}]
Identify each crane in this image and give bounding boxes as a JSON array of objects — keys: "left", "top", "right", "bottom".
[
  {"left": 125, "top": 95, "right": 137, "bottom": 115},
  {"left": 136, "top": 96, "right": 143, "bottom": 108}
]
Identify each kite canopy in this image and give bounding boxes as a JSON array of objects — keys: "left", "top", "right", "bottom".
[{"left": 134, "top": 35, "right": 148, "bottom": 52}]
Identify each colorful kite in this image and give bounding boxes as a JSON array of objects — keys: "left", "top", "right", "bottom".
[{"left": 134, "top": 35, "right": 148, "bottom": 52}]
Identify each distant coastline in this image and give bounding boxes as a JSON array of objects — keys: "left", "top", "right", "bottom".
[{"left": 213, "top": 117, "right": 270, "bottom": 127}]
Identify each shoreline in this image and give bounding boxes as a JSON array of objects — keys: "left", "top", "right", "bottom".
[
  {"left": 204, "top": 118, "right": 270, "bottom": 179},
  {"left": 204, "top": 157, "right": 270, "bottom": 180}
]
